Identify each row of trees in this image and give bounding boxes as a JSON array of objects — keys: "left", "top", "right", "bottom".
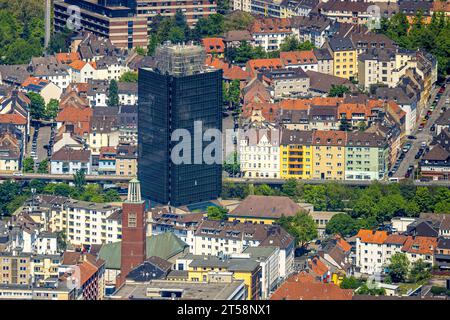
[
  {"left": 22, "top": 157, "right": 48, "bottom": 174},
  {"left": 379, "top": 11, "right": 450, "bottom": 79},
  {"left": 27, "top": 93, "right": 59, "bottom": 121},
  {"left": 0, "top": 176, "right": 121, "bottom": 217},
  {"left": 222, "top": 180, "right": 450, "bottom": 237}
]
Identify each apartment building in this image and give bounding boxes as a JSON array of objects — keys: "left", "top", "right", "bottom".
[
  {"left": 250, "top": 18, "right": 293, "bottom": 52},
  {"left": 290, "top": 15, "right": 336, "bottom": 48},
  {"left": 280, "top": 50, "right": 318, "bottom": 71},
  {"left": 0, "top": 132, "right": 20, "bottom": 173},
  {"left": 345, "top": 131, "right": 389, "bottom": 181},
  {"left": 115, "top": 144, "right": 137, "bottom": 176},
  {"left": 358, "top": 48, "right": 416, "bottom": 90},
  {"left": 258, "top": 67, "right": 310, "bottom": 100},
  {"left": 356, "top": 229, "right": 438, "bottom": 275},
  {"left": 49, "top": 199, "right": 122, "bottom": 246},
  {"left": 312, "top": 130, "right": 346, "bottom": 180},
  {"left": 313, "top": 48, "right": 334, "bottom": 75},
  {"left": 280, "top": 129, "right": 313, "bottom": 179},
  {"left": 326, "top": 37, "right": 357, "bottom": 80},
  {"left": 50, "top": 147, "right": 92, "bottom": 175},
  {"left": 319, "top": 0, "right": 372, "bottom": 25},
  {"left": 239, "top": 129, "right": 280, "bottom": 179}
]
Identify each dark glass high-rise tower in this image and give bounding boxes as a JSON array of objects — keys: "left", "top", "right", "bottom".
[{"left": 138, "top": 43, "right": 222, "bottom": 207}]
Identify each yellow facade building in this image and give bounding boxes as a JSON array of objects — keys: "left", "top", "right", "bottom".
[
  {"left": 280, "top": 130, "right": 313, "bottom": 179},
  {"left": 186, "top": 256, "right": 261, "bottom": 300},
  {"left": 327, "top": 37, "right": 357, "bottom": 80},
  {"left": 311, "top": 130, "right": 347, "bottom": 180}
]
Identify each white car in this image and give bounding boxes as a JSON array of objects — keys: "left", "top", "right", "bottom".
[{"left": 12, "top": 171, "right": 23, "bottom": 176}]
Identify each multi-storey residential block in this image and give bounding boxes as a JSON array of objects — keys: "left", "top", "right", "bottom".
[
  {"left": 358, "top": 48, "right": 416, "bottom": 90},
  {"left": 49, "top": 199, "right": 122, "bottom": 246},
  {"left": 313, "top": 48, "right": 334, "bottom": 75},
  {"left": 290, "top": 15, "right": 336, "bottom": 48},
  {"left": 95, "top": 56, "right": 129, "bottom": 81},
  {"left": 250, "top": 18, "right": 292, "bottom": 52},
  {"left": 118, "top": 82, "right": 138, "bottom": 106},
  {"left": 356, "top": 229, "right": 438, "bottom": 275},
  {"left": 312, "top": 130, "right": 346, "bottom": 180},
  {"left": 319, "top": 0, "right": 372, "bottom": 25},
  {"left": 98, "top": 147, "right": 117, "bottom": 176},
  {"left": 50, "top": 147, "right": 92, "bottom": 175},
  {"left": 115, "top": 144, "right": 137, "bottom": 176},
  {"left": 420, "top": 145, "right": 450, "bottom": 181},
  {"left": 0, "top": 132, "right": 21, "bottom": 173},
  {"left": 280, "top": 50, "right": 318, "bottom": 71},
  {"left": 345, "top": 131, "right": 388, "bottom": 181},
  {"left": 29, "top": 56, "right": 71, "bottom": 90},
  {"left": 239, "top": 129, "right": 280, "bottom": 179},
  {"left": 54, "top": 0, "right": 217, "bottom": 49},
  {"left": 326, "top": 37, "right": 357, "bottom": 80},
  {"left": 118, "top": 105, "right": 137, "bottom": 145},
  {"left": 258, "top": 67, "right": 310, "bottom": 100},
  {"left": 280, "top": 129, "right": 313, "bottom": 179}
]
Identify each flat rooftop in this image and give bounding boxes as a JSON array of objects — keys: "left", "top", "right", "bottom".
[{"left": 112, "top": 279, "right": 244, "bottom": 300}]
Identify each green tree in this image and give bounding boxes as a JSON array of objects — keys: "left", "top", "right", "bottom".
[
  {"left": 27, "top": 92, "right": 46, "bottom": 120},
  {"left": 73, "top": 170, "right": 86, "bottom": 191},
  {"left": 37, "top": 159, "right": 49, "bottom": 174},
  {"left": 254, "top": 184, "right": 274, "bottom": 196},
  {"left": 119, "top": 71, "right": 138, "bottom": 82},
  {"left": 414, "top": 186, "right": 433, "bottom": 212},
  {"left": 302, "top": 185, "right": 327, "bottom": 211},
  {"left": 104, "top": 189, "right": 121, "bottom": 202},
  {"left": 107, "top": 80, "right": 119, "bottom": 106},
  {"left": 168, "top": 26, "right": 186, "bottom": 43},
  {"left": 207, "top": 206, "right": 228, "bottom": 220},
  {"left": 278, "top": 211, "right": 317, "bottom": 247},
  {"left": 329, "top": 85, "right": 350, "bottom": 97},
  {"left": 281, "top": 179, "right": 300, "bottom": 199},
  {"left": 408, "top": 259, "right": 431, "bottom": 283},
  {"left": 339, "top": 116, "right": 352, "bottom": 131},
  {"left": 22, "top": 157, "right": 35, "bottom": 173},
  {"left": 326, "top": 213, "right": 358, "bottom": 237},
  {"left": 279, "top": 36, "right": 315, "bottom": 52},
  {"left": 340, "top": 276, "right": 363, "bottom": 289},
  {"left": 45, "top": 99, "right": 59, "bottom": 120},
  {"left": 223, "top": 151, "right": 240, "bottom": 176},
  {"left": 388, "top": 253, "right": 410, "bottom": 283}
]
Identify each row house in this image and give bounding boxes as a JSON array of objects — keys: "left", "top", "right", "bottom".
[
  {"left": 97, "top": 144, "right": 138, "bottom": 177},
  {"left": 28, "top": 56, "right": 71, "bottom": 90},
  {"left": 239, "top": 129, "right": 281, "bottom": 179},
  {"left": 95, "top": 56, "right": 129, "bottom": 81},
  {"left": 326, "top": 37, "right": 357, "bottom": 80},
  {"left": 0, "top": 132, "right": 21, "bottom": 173},
  {"left": 280, "top": 50, "right": 318, "bottom": 72},
  {"left": 258, "top": 67, "right": 310, "bottom": 100},
  {"left": 356, "top": 229, "right": 438, "bottom": 275},
  {"left": 50, "top": 147, "right": 92, "bottom": 175},
  {"left": 118, "top": 105, "right": 137, "bottom": 145},
  {"left": 20, "top": 77, "right": 62, "bottom": 104},
  {"left": 290, "top": 15, "right": 337, "bottom": 48},
  {"left": 357, "top": 48, "right": 417, "bottom": 90},
  {"left": 420, "top": 145, "right": 450, "bottom": 181},
  {"left": 69, "top": 60, "right": 97, "bottom": 84},
  {"left": 280, "top": 129, "right": 313, "bottom": 179},
  {"left": 88, "top": 107, "right": 120, "bottom": 157},
  {"left": 281, "top": 0, "right": 319, "bottom": 18},
  {"left": 318, "top": 0, "right": 373, "bottom": 25},
  {"left": 250, "top": 18, "right": 293, "bottom": 52}
]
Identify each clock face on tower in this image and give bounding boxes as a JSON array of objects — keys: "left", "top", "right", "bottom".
[{"left": 128, "top": 212, "right": 137, "bottom": 228}]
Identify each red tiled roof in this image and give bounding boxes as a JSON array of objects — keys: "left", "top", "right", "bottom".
[
  {"left": 312, "top": 130, "right": 347, "bottom": 146},
  {"left": 309, "top": 257, "right": 329, "bottom": 277},
  {"left": 21, "top": 76, "right": 50, "bottom": 88},
  {"left": 402, "top": 236, "right": 438, "bottom": 256},
  {"left": 0, "top": 114, "right": 27, "bottom": 125},
  {"left": 56, "top": 52, "right": 81, "bottom": 64},
  {"left": 270, "top": 272, "right": 353, "bottom": 300},
  {"left": 356, "top": 229, "right": 388, "bottom": 244},
  {"left": 242, "top": 102, "right": 280, "bottom": 122},
  {"left": 246, "top": 58, "right": 284, "bottom": 78},
  {"left": 69, "top": 60, "right": 96, "bottom": 71},
  {"left": 202, "top": 38, "right": 225, "bottom": 54},
  {"left": 251, "top": 18, "right": 292, "bottom": 34},
  {"left": 335, "top": 236, "right": 352, "bottom": 252},
  {"left": 281, "top": 50, "right": 317, "bottom": 65}
]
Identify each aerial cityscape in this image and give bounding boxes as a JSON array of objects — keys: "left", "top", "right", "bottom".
[{"left": 0, "top": 0, "right": 450, "bottom": 304}]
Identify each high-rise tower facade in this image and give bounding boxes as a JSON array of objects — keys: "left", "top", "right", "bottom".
[{"left": 138, "top": 43, "right": 223, "bottom": 207}]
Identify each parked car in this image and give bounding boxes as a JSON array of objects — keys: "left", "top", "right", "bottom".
[{"left": 408, "top": 135, "right": 417, "bottom": 140}]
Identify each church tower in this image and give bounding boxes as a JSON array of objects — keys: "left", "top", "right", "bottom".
[{"left": 120, "top": 178, "right": 146, "bottom": 281}]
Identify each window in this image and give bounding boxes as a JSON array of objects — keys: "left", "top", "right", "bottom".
[{"left": 128, "top": 213, "right": 137, "bottom": 228}]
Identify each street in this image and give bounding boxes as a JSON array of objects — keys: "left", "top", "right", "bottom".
[{"left": 394, "top": 82, "right": 449, "bottom": 178}]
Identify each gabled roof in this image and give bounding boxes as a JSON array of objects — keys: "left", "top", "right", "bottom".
[
  {"left": 270, "top": 272, "right": 353, "bottom": 300},
  {"left": 422, "top": 144, "right": 450, "bottom": 161},
  {"left": 202, "top": 38, "right": 225, "bottom": 54},
  {"left": 281, "top": 50, "right": 317, "bottom": 65},
  {"left": 356, "top": 229, "right": 388, "bottom": 244},
  {"left": 229, "top": 195, "right": 302, "bottom": 219},
  {"left": 402, "top": 236, "right": 437, "bottom": 256},
  {"left": 51, "top": 147, "right": 91, "bottom": 162}
]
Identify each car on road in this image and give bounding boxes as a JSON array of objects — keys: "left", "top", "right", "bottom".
[
  {"left": 431, "top": 124, "right": 436, "bottom": 132},
  {"left": 421, "top": 142, "right": 427, "bottom": 148},
  {"left": 399, "top": 152, "right": 405, "bottom": 160},
  {"left": 389, "top": 177, "right": 400, "bottom": 182},
  {"left": 388, "top": 171, "right": 393, "bottom": 177},
  {"left": 13, "top": 171, "right": 23, "bottom": 176},
  {"left": 407, "top": 135, "right": 417, "bottom": 140}
]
